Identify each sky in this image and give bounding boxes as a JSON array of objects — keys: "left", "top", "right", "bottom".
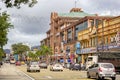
[{"left": 0, "top": 0, "right": 120, "bottom": 49}]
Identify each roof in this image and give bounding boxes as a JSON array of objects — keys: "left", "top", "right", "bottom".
[{"left": 58, "top": 11, "right": 96, "bottom": 18}]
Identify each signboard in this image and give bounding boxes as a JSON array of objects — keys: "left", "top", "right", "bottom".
[
  {"left": 81, "top": 47, "right": 96, "bottom": 54},
  {"left": 75, "top": 42, "right": 81, "bottom": 54}
]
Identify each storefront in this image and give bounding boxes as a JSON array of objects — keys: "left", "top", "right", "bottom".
[{"left": 80, "top": 47, "right": 97, "bottom": 64}]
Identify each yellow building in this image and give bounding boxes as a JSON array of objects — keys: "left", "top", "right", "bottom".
[{"left": 78, "top": 16, "right": 120, "bottom": 64}]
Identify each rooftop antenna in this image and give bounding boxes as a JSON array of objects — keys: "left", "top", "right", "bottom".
[{"left": 75, "top": 0, "right": 79, "bottom": 8}]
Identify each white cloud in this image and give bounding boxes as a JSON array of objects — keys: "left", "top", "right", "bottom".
[
  {"left": 4, "top": 29, "right": 46, "bottom": 49},
  {"left": 1, "top": 0, "right": 120, "bottom": 49}
]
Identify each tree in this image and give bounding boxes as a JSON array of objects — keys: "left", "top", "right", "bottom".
[
  {"left": 28, "top": 51, "right": 38, "bottom": 61},
  {"left": 0, "top": 48, "right": 4, "bottom": 61},
  {"left": 38, "top": 45, "right": 53, "bottom": 63},
  {"left": 1, "top": 0, "right": 38, "bottom": 8},
  {"left": 0, "top": 11, "right": 13, "bottom": 49},
  {"left": 12, "top": 43, "right": 30, "bottom": 61}
]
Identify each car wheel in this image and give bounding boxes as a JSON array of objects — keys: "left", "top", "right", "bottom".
[
  {"left": 38, "top": 70, "right": 40, "bottom": 72},
  {"left": 111, "top": 77, "right": 116, "bottom": 80},
  {"left": 87, "top": 72, "right": 90, "bottom": 78}
]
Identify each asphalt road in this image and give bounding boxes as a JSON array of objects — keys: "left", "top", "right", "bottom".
[
  {"left": 0, "top": 63, "right": 34, "bottom": 80},
  {"left": 17, "top": 65, "right": 94, "bottom": 80},
  {"left": 17, "top": 64, "right": 120, "bottom": 80},
  {"left": 1, "top": 63, "right": 120, "bottom": 80}
]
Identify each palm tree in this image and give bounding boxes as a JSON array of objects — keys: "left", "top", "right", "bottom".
[
  {"left": 28, "top": 51, "right": 38, "bottom": 61},
  {"left": 38, "top": 45, "right": 52, "bottom": 63}
]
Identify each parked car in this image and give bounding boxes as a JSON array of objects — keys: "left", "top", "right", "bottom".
[
  {"left": 87, "top": 63, "right": 116, "bottom": 80},
  {"left": 27, "top": 61, "right": 40, "bottom": 72},
  {"left": 15, "top": 61, "right": 21, "bottom": 66},
  {"left": 21, "top": 61, "right": 25, "bottom": 65},
  {"left": 50, "top": 63, "right": 63, "bottom": 71},
  {"left": 10, "top": 59, "right": 15, "bottom": 64},
  {"left": 69, "top": 63, "right": 81, "bottom": 70},
  {"left": 39, "top": 62, "right": 48, "bottom": 69}
]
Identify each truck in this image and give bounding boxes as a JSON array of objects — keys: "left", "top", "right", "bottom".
[{"left": 86, "top": 52, "right": 120, "bottom": 73}]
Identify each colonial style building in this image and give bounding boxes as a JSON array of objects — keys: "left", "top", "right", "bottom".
[
  {"left": 78, "top": 16, "right": 120, "bottom": 64},
  {"left": 40, "top": 8, "right": 115, "bottom": 63},
  {"left": 41, "top": 8, "right": 97, "bottom": 62}
]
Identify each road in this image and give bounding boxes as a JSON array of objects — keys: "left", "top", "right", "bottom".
[
  {"left": 0, "top": 63, "right": 120, "bottom": 80},
  {"left": 16, "top": 65, "right": 120, "bottom": 80},
  {"left": 0, "top": 63, "right": 34, "bottom": 80}
]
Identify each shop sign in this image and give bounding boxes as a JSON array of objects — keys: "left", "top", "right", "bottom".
[
  {"left": 75, "top": 42, "right": 81, "bottom": 54},
  {"left": 81, "top": 47, "right": 96, "bottom": 54},
  {"left": 98, "top": 43, "right": 120, "bottom": 51}
]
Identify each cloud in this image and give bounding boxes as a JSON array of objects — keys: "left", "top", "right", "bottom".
[
  {"left": 2, "top": 0, "right": 120, "bottom": 49},
  {"left": 11, "top": 14, "right": 50, "bottom": 35},
  {"left": 4, "top": 29, "right": 46, "bottom": 49}
]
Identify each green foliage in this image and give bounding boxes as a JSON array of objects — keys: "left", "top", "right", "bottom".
[
  {"left": 0, "top": 48, "right": 4, "bottom": 61},
  {"left": 40, "top": 45, "right": 53, "bottom": 56},
  {"left": 0, "top": 11, "right": 13, "bottom": 48},
  {"left": 2, "top": 0, "right": 38, "bottom": 8},
  {"left": 28, "top": 51, "right": 39, "bottom": 61},
  {"left": 12, "top": 43, "right": 30, "bottom": 54}
]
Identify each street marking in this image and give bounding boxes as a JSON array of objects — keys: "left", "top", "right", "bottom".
[
  {"left": 45, "top": 76, "right": 53, "bottom": 79},
  {"left": 20, "top": 71, "right": 35, "bottom": 80},
  {"left": 15, "top": 70, "right": 35, "bottom": 80}
]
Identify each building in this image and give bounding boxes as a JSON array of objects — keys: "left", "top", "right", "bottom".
[
  {"left": 40, "top": 8, "right": 113, "bottom": 63},
  {"left": 41, "top": 8, "right": 97, "bottom": 62},
  {"left": 78, "top": 16, "right": 120, "bottom": 64}
]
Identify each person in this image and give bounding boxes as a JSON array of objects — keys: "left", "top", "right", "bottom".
[{"left": 0, "top": 61, "right": 3, "bottom": 68}]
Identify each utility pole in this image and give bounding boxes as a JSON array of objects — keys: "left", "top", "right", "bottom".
[
  {"left": 102, "top": 19, "right": 104, "bottom": 53},
  {"left": 96, "top": 19, "right": 99, "bottom": 55}
]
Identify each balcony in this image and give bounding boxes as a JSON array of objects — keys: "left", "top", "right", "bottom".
[{"left": 78, "top": 35, "right": 89, "bottom": 41}]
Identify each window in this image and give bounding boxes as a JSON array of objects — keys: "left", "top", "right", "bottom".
[
  {"left": 101, "top": 64, "right": 113, "bottom": 68},
  {"left": 88, "top": 57, "right": 93, "bottom": 61},
  {"left": 94, "top": 64, "right": 98, "bottom": 67}
]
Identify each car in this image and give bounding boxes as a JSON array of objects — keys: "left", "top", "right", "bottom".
[
  {"left": 27, "top": 61, "right": 40, "bottom": 72},
  {"left": 69, "top": 63, "right": 81, "bottom": 70},
  {"left": 21, "top": 61, "right": 25, "bottom": 65},
  {"left": 10, "top": 59, "right": 15, "bottom": 64},
  {"left": 39, "top": 62, "right": 48, "bottom": 69},
  {"left": 87, "top": 63, "right": 116, "bottom": 80},
  {"left": 50, "top": 63, "right": 63, "bottom": 71},
  {"left": 15, "top": 61, "right": 21, "bottom": 66}
]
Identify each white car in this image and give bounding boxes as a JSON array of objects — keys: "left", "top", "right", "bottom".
[
  {"left": 50, "top": 63, "right": 63, "bottom": 71},
  {"left": 10, "top": 59, "right": 15, "bottom": 64},
  {"left": 27, "top": 61, "right": 40, "bottom": 72},
  {"left": 87, "top": 63, "right": 116, "bottom": 80}
]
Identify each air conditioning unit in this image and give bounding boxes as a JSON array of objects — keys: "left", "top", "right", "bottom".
[
  {"left": 111, "top": 37, "right": 114, "bottom": 42},
  {"left": 111, "top": 37, "right": 116, "bottom": 42}
]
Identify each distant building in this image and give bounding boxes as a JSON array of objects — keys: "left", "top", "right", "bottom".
[
  {"left": 31, "top": 45, "right": 40, "bottom": 51},
  {"left": 4, "top": 49, "right": 11, "bottom": 54}
]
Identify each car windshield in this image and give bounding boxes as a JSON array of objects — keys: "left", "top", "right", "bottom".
[
  {"left": 55, "top": 64, "right": 61, "bottom": 66},
  {"left": 101, "top": 64, "right": 113, "bottom": 68},
  {"left": 31, "top": 62, "right": 38, "bottom": 65}
]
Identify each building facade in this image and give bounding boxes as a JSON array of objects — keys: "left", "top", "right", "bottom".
[
  {"left": 40, "top": 8, "right": 117, "bottom": 64},
  {"left": 78, "top": 16, "right": 120, "bottom": 64},
  {"left": 41, "top": 8, "right": 98, "bottom": 62}
]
